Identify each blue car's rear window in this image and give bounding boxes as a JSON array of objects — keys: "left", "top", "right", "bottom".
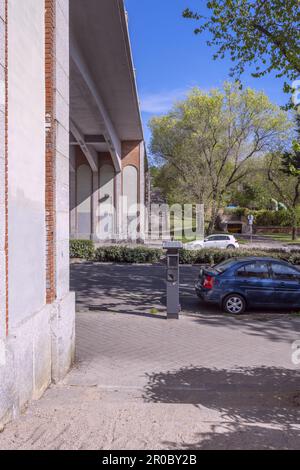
[{"left": 214, "top": 259, "right": 237, "bottom": 273}]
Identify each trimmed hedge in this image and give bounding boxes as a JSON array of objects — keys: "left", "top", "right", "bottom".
[
  {"left": 70, "top": 240, "right": 300, "bottom": 266},
  {"left": 70, "top": 239, "right": 95, "bottom": 260},
  {"left": 94, "top": 246, "right": 162, "bottom": 264},
  {"left": 178, "top": 248, "right": 297, "bottom": 265}
]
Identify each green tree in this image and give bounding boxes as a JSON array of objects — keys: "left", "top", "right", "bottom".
[
  {"left": 183, "top": 1, "right": 300, "bottom": 96},
  {"left": 149, "top": 84, "right": 290, "bottom": 233},
  {"left": 227, "top": 156, "right": 278, "bottom": 209},
  {"left": 267, "top": 116, "right": 300, "bottom": 239},
  {"left": 281, "top": 116, "right": 300, "bottom": 177},
  {"left": 151, "top": 164, "right": 183, "bottom": 205}
]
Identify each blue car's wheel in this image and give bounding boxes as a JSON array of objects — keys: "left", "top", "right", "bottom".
[{"left": 223, "top": 294, "right": 246, "bottom": 315}]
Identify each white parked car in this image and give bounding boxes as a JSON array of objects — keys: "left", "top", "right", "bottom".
[{"left": 185, "top": 234, "right": 240, "bottom": 250}]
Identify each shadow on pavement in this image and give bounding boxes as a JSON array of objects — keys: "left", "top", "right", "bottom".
[
  {"left": 143, "top": 366, "right": 300, "bottom": 413},
  {"left": 143, "top": 365, "right": 300, "bottom": 449},
  {"left": 164, "top": 423, "right": 300, "bottom": 450},
  {"left": 71, "top": 262, "right": 167, "bottom": 317},
  {"left": 71, "top": 263, "right": 214, "bottom": 315}
]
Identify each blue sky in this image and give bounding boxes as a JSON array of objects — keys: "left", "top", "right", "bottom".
[{"left": 125, "top": 0, "right": 287, "bottom": 148}]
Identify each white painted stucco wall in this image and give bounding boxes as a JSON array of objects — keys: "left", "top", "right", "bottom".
[
  {"left": 0, "top": 0, "right": 75, "bottom": 427},
  {"left": 8, "top": 0, "right": 46, "bottom": 326},
  {"left": 0, "top": 1, "right": 6, "bottom": 339}
]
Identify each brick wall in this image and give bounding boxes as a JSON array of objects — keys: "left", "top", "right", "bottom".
[
  {"left": 0, "top": 0, "right": 8, "bottom": 336},
  {"left": 45, "top": 0, "right": 56, "bottom": 304},
  {"left": 45, "top": 0, "right": 70, "bottom": 303},
  {"left": 122, "top": 141, "right": 140, "bottom": 169}
]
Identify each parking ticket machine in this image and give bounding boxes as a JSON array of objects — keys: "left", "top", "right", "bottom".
[{"left": 163, "top": 241, "right": 182, "bottom": 319}]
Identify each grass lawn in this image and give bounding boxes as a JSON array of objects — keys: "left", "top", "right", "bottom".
[
  {"left": 257, "top": 233, "right": 300, "bottom": 244},
  {"left": 237, "top": 238, "right": 248, "bottom": 245},
  {"left": 173, "top": 230, "right": 197, "bottom": 243},
  {"left": 171, "top": 215, "right": 206, "bottom": 243}
]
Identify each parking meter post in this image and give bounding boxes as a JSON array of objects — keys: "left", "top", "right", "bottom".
[
  {"left": 248, "top": 214, "right": 254, "bottom": 244},
  {"left": 163, "top": 241, "right": 182, "bottom": 320}
]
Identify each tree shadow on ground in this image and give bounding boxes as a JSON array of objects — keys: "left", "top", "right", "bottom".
[
  {"left": 71, "top": 262, "right": 167, "bottom": 318},
  {"left": 164, "top": 423, "right": 300, "bottom": 450},
  {"left": 144, "top": 365, "right": 300, "bottom": 449},
  {"left": 143, "top": 366, "right": 300, "bottom": 424}
]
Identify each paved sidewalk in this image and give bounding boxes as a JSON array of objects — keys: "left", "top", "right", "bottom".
[{"left": 0, "top": 264, "right": 300, "bottom": 450}]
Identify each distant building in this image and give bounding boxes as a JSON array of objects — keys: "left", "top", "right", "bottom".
[
  {"left": 69, "top": 0, "right": 148, "bottom": 242},
  {"left": 217, "top": 213, "right": 250, "bottom": 234}
]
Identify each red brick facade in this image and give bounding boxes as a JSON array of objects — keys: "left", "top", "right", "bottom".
[
  {"left": 122, "top": 141, "right": 140, "bottom": 170},
  {"left": 45, "top": 0, "right": 56, "bottom": 304}
]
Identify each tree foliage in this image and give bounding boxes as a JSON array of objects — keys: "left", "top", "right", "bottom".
[
  {"left": 183, "top": 0, "right": 300, "bottom": 94},
  {"left": 280, "top": 116, "right": 300, "bottom": 177},
  {"left": 267, "top": 115, "right": 300, "bottom": 238},
  {"left": 149, "top": 84, "right": 290, "bottom": 232}
]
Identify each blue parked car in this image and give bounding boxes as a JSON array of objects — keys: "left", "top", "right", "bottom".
[{"left": 195, "top": 257, "right": 300, "bottom": 314}]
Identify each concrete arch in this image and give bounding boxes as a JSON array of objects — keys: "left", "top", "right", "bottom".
[
  {"left": 76, "top": 164, "right": 92, "bottom": 237},
  {"left": 98, "top": 163, "right": 115, "bottom": 239},
  {"left": 123, "top": 165, "right": 138, "bottom": 211},
  {"left": 123, "top": 165, "right": 138, "bottom": 239}
]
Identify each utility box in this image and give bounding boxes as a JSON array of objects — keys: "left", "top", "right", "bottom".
[{"left": 163, "top": 241, "right": 182, "bottom": 319}]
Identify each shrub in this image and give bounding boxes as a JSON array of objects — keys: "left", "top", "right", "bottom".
[
  {"left": 224, "top": 207, "right": 249, "bottom": 217},
  {"left": 179, "top": 248, "right": 297, "bottom": 265},
  {"left": 224, "top": 207, "right": 297, "bottom": 227},
  {"left": 94, "top": 245, "right": 124, "bottom": 263},
  {"left": 70, "top": 239, "right": 95, "bottom": 260},
  {"left": 93, "top": 246, "right": 162, "bottom": 264},
  {"left": 253, "top": 209, "right": 293, "bottom": 227},
  {"left": 70, "top": 241, "right": 300, "bottom": 266},
  {"left": 178, "top": 249, "right": 197, "bottom": 265},
  {"left": 121, "top": 246, "right": 162, "bottom": 264},
  {"left": 288, "top": 251, "right": 300, "bottom": 265}
]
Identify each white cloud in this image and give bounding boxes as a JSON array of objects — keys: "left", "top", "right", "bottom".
[{"left": 140, "top": 88, "right": 189, "bottom": 114}]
